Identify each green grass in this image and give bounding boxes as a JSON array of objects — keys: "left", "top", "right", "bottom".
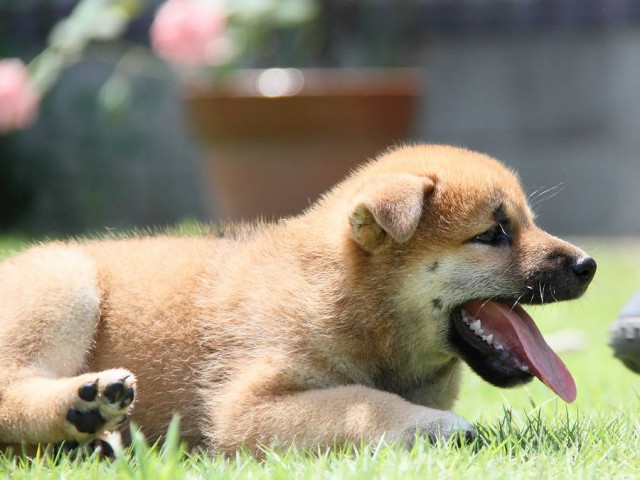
[{"left": 1, "top": 236, "right": 640, "bottom": 479}]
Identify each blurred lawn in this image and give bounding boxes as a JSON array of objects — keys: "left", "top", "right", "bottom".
[{"left": 0, "top": 236, "right": 27, "bottom": 257}]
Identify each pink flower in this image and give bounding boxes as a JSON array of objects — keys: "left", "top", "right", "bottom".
[
  {"left": 150, "top": 0, "right": 232, "bottom": 68},
  {"left": 0, "top": 59, "right": 40, "bottom": 134}
]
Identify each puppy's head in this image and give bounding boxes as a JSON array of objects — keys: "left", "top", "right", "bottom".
[{"left": 343, "top": 145, "right": 596, "bottom": 403}]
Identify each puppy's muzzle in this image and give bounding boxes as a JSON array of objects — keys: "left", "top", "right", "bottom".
[{"left": 523, "top": 252, "right": 597, "bottom": 303}]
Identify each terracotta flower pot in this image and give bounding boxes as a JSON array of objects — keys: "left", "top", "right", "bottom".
[{"left": 184, "top": 68, "right": 422, "bottom": 221}]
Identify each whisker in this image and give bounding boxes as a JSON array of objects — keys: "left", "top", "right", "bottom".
[
  {"left": 510, "top": 293, "right": 526, "bottom": 312},
  {"left": 529, "top": 183, "right": 564, "bottom": 203},
  {"left": 527, "top": 186, "right": 547, "bottom": 201},
  {"left": 480, "top": 298, "right": 493, "bottom": 310},
  {"left": 529, "top": 183, "right": 565, "bottom": 210},
  {"left": 436, "top": 358, "right": 461, "bottom": 403}
]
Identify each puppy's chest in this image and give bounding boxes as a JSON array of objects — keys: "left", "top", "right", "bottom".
[
  {"left": 371, "top": 366, "right": 417, "bottom": 397},
  {"left": 369, "top": 353, "right": 459, "bottom": 402},
  {"left": 371, "top": 363, "right": 439, "bottom": 398}
]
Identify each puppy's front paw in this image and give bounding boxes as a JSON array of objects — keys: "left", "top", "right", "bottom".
[
  {"left": 403, "top": 412, "right": 476, "bottom": 447},
  {"left": 66, "top": 369, "right": 136, "bottom": 437}
]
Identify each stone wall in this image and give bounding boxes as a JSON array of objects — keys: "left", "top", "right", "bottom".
[{"left": 420, "top": 29, "right": 640, "bottom": 236}]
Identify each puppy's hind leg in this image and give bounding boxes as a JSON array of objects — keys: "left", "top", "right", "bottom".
[{"left": 0, "top": 245, "right": 136, "bottom": 445}]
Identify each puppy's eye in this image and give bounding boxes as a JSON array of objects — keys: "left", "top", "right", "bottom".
[{"left": 472, "top": 225, "right": 511, "bottom": 246}]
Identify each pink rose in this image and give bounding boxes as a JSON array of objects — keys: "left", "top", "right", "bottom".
[
  {"left": 150, "top": 0, "right": 232, "bottom": 67},
  {"left": 0, "top": 59, "right": 40, "bottom": 134}
]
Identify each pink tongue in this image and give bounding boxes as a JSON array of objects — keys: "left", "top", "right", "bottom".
[{"left": 461, "top": 301, "right": 576, "bottom": 403}]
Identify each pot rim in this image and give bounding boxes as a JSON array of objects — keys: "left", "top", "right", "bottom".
[{"left": 183, "top": 67, "right": 424, "bottom": 99}]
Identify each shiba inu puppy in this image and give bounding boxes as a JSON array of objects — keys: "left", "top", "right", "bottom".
[{"left": 0, "top": 145, "right": 596, "bottom": 453}]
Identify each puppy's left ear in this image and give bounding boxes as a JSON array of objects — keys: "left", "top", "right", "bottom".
[{"left": 349, "top": 173, "right": 435, "bottom": 252}]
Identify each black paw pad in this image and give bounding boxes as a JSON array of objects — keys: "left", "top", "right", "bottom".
[
  {"left": 120, "top": 387, "right": 135, "bottom": 408},
  {"left": 66, "top": 409, "right": 105, "bottom": 434},
  {"left": 88, "top": 438, "right": 115, "bottom": 459},
  {"left": 103, "top": 381, "right": 126, "bottom": 404},
  {"left": 53, "top": 440, "right": 80, "bottom": 454},
  {"left": 50, "top": 440, "right": 80, "bottom": 463},
  {"left": 52, "top": 439, "right": 114, "bottom": 461},
  {"left": 78, "top": 381, "right": 98, "bottom": 402}
]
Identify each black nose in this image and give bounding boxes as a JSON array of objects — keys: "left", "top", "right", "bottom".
[{"left": 571, "top": 256, "right": 597, "bottom": 286}]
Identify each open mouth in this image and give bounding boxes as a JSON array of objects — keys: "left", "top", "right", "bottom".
[{"left": 450, "top": 300, "right": 576, "bottom": 403}]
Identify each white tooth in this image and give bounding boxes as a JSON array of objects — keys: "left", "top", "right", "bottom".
[
  {"left": 470, "top": 320, "right": 481, "bottom": 331},
  {"left": 495, "top": 344, "right": 504, "bottom": 351},
  {"left": 485, "top": 334, "right": 494, "bottom": 344},
  {"left": 519, "top": 365, "right": 530, "bottom": 372},
  {"left": 476, "top": 328, "right": 484, "bottom": 335}
]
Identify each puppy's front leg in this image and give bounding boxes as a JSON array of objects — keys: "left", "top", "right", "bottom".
[{"left": 213, "top": 384, "right": 475, "bottom": 452}]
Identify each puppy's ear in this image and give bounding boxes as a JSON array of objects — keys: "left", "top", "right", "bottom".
[{"left": 349, "top": 173, "right": 434, "bottom": 252}]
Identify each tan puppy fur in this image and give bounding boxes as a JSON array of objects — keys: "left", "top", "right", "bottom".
[{"left": 0, "top": 145, "right": 595, "bottom": 453}]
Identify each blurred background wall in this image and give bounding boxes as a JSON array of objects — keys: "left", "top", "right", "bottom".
[{"left": 1, "top": 0, "right": 639, "bottom": 237}]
